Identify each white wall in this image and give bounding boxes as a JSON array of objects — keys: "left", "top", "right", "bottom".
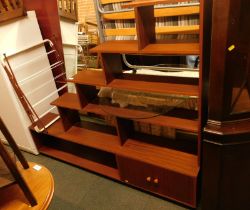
[{"left": 60, "top": 20, "right": 78, "bottom": 93}]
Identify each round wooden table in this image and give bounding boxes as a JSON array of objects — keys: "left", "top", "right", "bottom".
[{"left": 0, "top": 162, "right": 54, "bottom": 210}]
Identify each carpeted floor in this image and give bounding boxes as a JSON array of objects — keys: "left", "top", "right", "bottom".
[{"left": 22, "top": 151, "right": 194, "bottom": 210}]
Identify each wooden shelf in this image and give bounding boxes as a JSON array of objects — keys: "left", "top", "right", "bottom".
[
  {"left": 39, "top": 146, "right": 120, "bottom": 180},
  {"left": 90, "top": 40, "right": 200, "bottom": 55},
  {"left": 51, "top": 93, "right": 107, "bottom": 115},
  {"left": 30, "top": 112, "right": 62, "bottom": 133},
  {"left": 123, "top": 0, "right": 192, "bottom": 8},
  {"left": 105, "top": 25, "right": 199, "bottom": 36},
  {"left": 90, "top": 41, "right": 138, "bottom": 54},
  {"left": 38, "top": 116, "right": 121, "bottom": 154},
  {"left": 83, "top": 103, "right": 108, "bottom": 116},
  {"left": 108, "top": 79, "right": 199, "bottom": 96},
  {"left": 100, "top": 105, "right": 198, "bottom": 132},
  {"left": 103, "top": 6, "right": 200, "bottom": 20},
  {"left": 50, "top": 93, "right": 198, "bottom": 132},
  {"left": 51, "top": 93, "right": 81, "bottom": 110},
  {"left": 68, "top": 69, "right": 106, "bottom": 86},
  {"left": 141, "top": 42, "right": 199, "bottom": 55},
  {"left": 59, "top": 125, "right": 121, "bottom": 154},
  {"left": 119, "top": 139, "right": 199, "bottom": 177}
]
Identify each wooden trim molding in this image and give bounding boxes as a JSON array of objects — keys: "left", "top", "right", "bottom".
[
  {"left": 0, "top": 0, "right": 26, "bottom": 23},
  {"left": 58, "top": 0, "right": 78, "bottom": 21}
]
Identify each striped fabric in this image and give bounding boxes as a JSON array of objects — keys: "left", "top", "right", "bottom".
[{"left": 101, "top": 0, "right": 199, "bottom": 41}]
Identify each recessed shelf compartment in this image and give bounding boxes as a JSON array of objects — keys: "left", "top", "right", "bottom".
[
  {"left": 90, "top": 40, "right": 200, "bottom": 55},
  {"left": 108, "top": 79, "right": 199, "bottom": 96},
  {"left": 60, "top": 123, "right": 121, "bottom": 154},
  {"left": 51, "top": 93, "right": 198, "bottom": 132},
  {"left": 100, "top": 105, "right": 199, "bottom": 132},
  {"left": 34, "top": 115, "right": 121, "bottom": 154},
  {"left": 115, "top": 117, "right": 197, "bottom": 154},
  {"left": 40, "top": 146, "right": 120, "bottom": 180}
]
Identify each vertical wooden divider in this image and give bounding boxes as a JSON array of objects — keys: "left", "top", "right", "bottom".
[
  {"left": 115, "top": 117, "right": 134, "bottom": 145},
  {"left": 58, "top": 107, "right": 80, "bottom": 131},
  {"left": 100, "top": 53, "right": 123, "bottom": 83},
  {"left": 134, "top": 5, "right": 156, "bottom": 50},
  {"left": 75, "top": 84, "right": 92, "bottom": 108}
]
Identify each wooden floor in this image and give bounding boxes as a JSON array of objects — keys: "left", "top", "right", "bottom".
[{"left": 0, "top": 162, "right": 54, "bottom": 210}]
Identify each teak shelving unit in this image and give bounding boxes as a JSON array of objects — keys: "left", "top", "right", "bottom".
[{"left": 30, "top": 0, "right": 204, "bottom": 208}]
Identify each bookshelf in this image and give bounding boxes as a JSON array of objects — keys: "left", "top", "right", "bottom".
[{"left": 30, "top": 0, "right": 204, "bottom": 207}]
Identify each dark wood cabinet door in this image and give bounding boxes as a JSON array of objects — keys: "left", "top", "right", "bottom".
[{"left": 117, "top": 155, "right": 197, "bottom": 207}]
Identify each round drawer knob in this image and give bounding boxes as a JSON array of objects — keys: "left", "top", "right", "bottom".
[
  {"left": 124, "top": 180, "right": 129, "bottom": 183},
  {"left": 153, "top": 178, "right": 159, "bottom": 184},
  {"left": 146, "top": 177, "right": 151, "bottom": 182}
]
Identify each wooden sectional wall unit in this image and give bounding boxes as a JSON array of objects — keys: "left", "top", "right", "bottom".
[{"left": 30, "top": 0, "right": 204, "bottom": 208}]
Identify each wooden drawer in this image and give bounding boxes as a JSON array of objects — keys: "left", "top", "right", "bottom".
[{"left": 117, "top": 155, "right": 197, "bottom": 207}]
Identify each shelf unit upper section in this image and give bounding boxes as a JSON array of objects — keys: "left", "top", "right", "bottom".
[
  {"left": 93, "top": 0, "right": 201, "bottom": 51},
  {"left": 102, "top": 6, "right": 199, "bottom": 20},
  {"left": 122, "top": 0, "right": 194, "bottom": 8}
]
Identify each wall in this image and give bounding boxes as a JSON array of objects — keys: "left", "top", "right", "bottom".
[{"left": 78, "top": 0, "right": 97, "bottom": 24}]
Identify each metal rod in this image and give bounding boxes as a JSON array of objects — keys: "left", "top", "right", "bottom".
[
  {"left": 25, "top": 72, "right": 66, "bottom": 96},
  {"left": 3, "top": 39, "right": 54, "bottom": 58},
  {"left": 12, "top": 50, "right": 56, "bottom": 72},
  {"left": 39, "top": 106, "right": 57, "bottom": 118},
  {"left": 32, "top": 84, "right": 68, "bottom": 108},
  {"left": 63, "top": 43, "right": 83, "bottom": 53},
  {"left": 93, "top": 0, "right": 105, "bottom": 42},
  {"left": 122, "top": 54, "right": 199, "bottom": 72},
  {"left": 19, "top": 61, "right": 64, "bottom": 85}
]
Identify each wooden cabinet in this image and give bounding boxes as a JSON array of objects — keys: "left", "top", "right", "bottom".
[
  {"left": 201, "top": 0, "right": 250, "bottom": 209},
  {"left": 117, "top": 156, "right": 197, "bottom": 207}
]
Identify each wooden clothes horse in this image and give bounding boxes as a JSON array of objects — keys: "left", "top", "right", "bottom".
[{"left": 0, "top": 117, "right": 37, "bottom": 207}]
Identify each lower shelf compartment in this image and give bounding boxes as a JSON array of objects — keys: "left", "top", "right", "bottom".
[
  {"left": 30, "top": 113, "right": 199, "bottom": 208},
  {"left": 39, "top": 146, "right": 120, "bottom": 180}
]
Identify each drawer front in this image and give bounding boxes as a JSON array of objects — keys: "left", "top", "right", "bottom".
[{"left": 117, "top": 155, "right": 197, "bottom": 207}]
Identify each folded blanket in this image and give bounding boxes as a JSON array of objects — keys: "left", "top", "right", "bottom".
[{"left": 98, "top": 87, "right": 198, "bottom": 110}]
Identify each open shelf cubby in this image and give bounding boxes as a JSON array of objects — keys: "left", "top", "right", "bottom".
[{"left": 31, "top": 0, "right": 204, "bottom": 208}]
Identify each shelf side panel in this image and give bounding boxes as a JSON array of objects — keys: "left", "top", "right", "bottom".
[{"left": 135, "top": 6, "right": 156, "bottom": 49}]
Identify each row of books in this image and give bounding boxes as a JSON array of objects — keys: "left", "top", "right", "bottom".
[{"left": 101, "top": 0, "right": 199, "bottom": 41}]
